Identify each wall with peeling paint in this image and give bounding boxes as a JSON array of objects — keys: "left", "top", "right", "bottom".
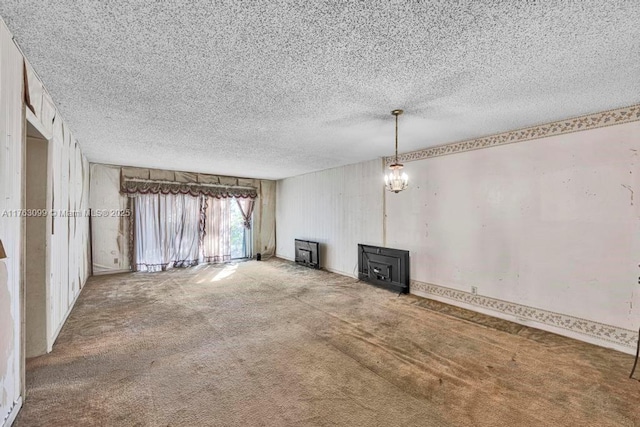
[
  {"left": 385, "top": 121, "right": 640, "bottom": 354},
  {"left": 0, "top": 19, "right": 26, "bottom": 426},
  {"left": 89, "top": 163, "right": 130, "bottom": 274},
  {"left": 1, "top": 18, "right": 91, "bottom": 424},
  {"left": 46, "top": 109, "right": 91, "bottom": 348}
]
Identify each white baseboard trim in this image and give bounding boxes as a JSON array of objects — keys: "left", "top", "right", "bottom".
[
  {"left": 92, "top": 268, "right": 131, "bottom": 276},
  {"left": 322, "top": 266, "right": 356, "bottom": 279},
  {"left": 2, "top": 396, "right": 22, "bottom": 427},
  {"left": 274, "top": 254, "right": 357, "bottom": 279},
  {"left": 274, "top": 253, "right": 293, "bottom": 262}
]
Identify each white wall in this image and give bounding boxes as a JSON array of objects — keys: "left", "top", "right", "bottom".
[
  {"left": 47, "top": 114, "right": 91, "bottom": 346},
  {"left": 0, "top": 18, "right": 91, "bottom": 425},
  {"left": 89, "top": 163, "right": 130, "bottom": 274},
  {"left": 386, "top": 121, "right": 640, "bottom": 354},
  {"left": 0, "top": 19, "right": 25, "bottom": 426},
  {"left": 276, "top": 159, "right": 384, "bottom": 276}
]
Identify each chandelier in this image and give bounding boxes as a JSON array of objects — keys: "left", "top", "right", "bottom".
[{"left": 384, "top": 109, "right": 409, "bottom": 193}]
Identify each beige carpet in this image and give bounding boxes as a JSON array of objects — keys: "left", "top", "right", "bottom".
[{"left": 16, "top": 259, "right": 640, "bottom": 426}]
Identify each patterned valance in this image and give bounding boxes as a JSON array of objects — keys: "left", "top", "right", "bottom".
[{"left": 120, "top": 167, "right": 258, "bottom": 199}]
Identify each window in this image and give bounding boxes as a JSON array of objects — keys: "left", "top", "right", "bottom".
[{"left": 133, "top": 194, "right": 253, "bottom": 271}]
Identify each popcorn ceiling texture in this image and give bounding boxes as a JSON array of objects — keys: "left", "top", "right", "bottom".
[{"left": 1, "top": 1, "right": 639, "bottom": 179}]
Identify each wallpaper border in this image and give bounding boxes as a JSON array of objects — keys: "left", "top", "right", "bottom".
[
  {"left": 386, "top": 104, "right": 640, "bottom": 165},
  {"left": 410, "top": 280, "right": 637, "bottom": 349}
]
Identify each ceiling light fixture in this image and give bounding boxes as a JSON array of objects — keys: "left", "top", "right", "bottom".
[{"left": 384, "top": 109, "right": 409, "bottom": 193}]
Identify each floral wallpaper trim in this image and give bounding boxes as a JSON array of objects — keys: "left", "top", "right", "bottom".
[
  {"left": 386, "top": 104, "right": 640, "bottom": 165},
  {"left": 410, "top": 280, "right": 637, "bottom": 349}
]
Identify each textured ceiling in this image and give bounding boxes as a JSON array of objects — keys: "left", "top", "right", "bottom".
[{"left": 1, "top": 1, "right": 639, "bottom": 179}]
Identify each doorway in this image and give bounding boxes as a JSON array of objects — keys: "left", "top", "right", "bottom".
[{"left": 25, "top": 120, "right": 50, "bottom": 358}]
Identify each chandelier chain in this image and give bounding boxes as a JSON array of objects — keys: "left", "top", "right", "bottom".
[{"left": 395, "top": 112, "right": 399, "bottom": 164}]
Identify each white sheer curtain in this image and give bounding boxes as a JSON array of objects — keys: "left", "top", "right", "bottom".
[
  {"left": 134, "top": 194, "right": 163, "bottom": 272},
  {"left": 170, "top": 194, "right": 201, "bottom": 267},
  {"left": 134, "top": 193, "right": 201, "bottom": 272},
  {"left": 201, "top": 197, "right": 231, "bottom": 263}
]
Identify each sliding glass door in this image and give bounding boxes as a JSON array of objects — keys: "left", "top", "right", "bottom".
[
  {"left": 133, "top": 194, "right": 252, "bottom": 271},
  {"left": 230, "top": 201, "right": 252, "bottom": 259}
]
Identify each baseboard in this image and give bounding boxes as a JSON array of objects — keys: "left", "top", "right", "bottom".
[
  {"left": 411, "top": 280, "right": 637, "bottom": 355},
  {"left": 2, "top": 396, "right": 22, "bottom": 427},
  {"left": 323, "top": 266, "right": 356, "bottom": 279},
  {"left": 275, "top": 253, "right": 293, "bottom": 262},
  {"left": 274, "top": 254, "right": 356, "bottom": 278},
  {"left": 92, "top": 268, "right": 131, "bottom": 276}
]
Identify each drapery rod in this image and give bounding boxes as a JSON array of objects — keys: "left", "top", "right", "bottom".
[{"left": 124, "top": 178, "right": 257, "bottom": 190}]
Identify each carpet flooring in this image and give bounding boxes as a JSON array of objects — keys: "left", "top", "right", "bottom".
[{"left": 16, "top": 259, "right": 640, "bottom": 426}]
